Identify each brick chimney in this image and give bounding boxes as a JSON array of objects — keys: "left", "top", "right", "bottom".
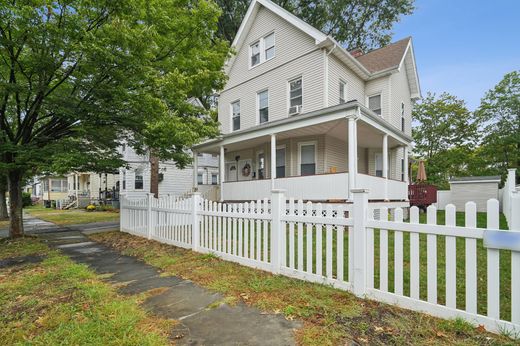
[{"left": 349, "top": 48, "right": 364, "bottom": 58}]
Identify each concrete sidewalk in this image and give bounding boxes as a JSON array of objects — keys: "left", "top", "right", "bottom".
[{"left": 39, "top": 229, "right": 301, "bottom": 345}]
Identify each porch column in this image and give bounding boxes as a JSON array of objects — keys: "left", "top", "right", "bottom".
[
  {"left": 403, "top": 146, "right": 409, "bottom": 183},
  {"left": 348, "top": 117, "right": 357, "bottom": 200},
  {"left": 219, "top": 146, "right": 225, "bottom": 202},
  {"left": 193, "top": 150, "right": 198, "bottom": 191},
  {"left": 270, "top": 134, "right": 276, "bottom": 190},
  {"left": 383, "top": 134, "right": 389, "bottom": 201}
]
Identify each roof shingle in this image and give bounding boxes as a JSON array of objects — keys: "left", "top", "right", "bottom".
[{"left": 355, "top": 37, "right": 411, "bottom": 73}]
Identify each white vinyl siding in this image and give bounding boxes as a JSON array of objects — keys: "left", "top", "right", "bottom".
[
  {"left": 328, "top": 55, "right": 365, "bottom": 106},
  {"left": 339, "top": 80, "right": 346, "bottom": 104},
  {"left": 365, "top": 76, "right": 390, "bottom": 121},
  {"left": 390, "top": 63, "right": 413, "bottom": 134}
]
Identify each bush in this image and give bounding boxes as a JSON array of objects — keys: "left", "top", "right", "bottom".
[
  {"left": 22, "top": 192, "right": 32, "bottom": 207},
  {"left": 96, "top": 205, "right": 115, "bottom": 212},
  {"left": 86, "top": 204, "right": 96, "bottom": 212}
]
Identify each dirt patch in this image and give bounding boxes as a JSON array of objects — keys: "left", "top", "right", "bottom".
[{"left": 0, "top": 254, "right": 46, "bottom": 269}]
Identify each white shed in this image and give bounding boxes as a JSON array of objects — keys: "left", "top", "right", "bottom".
[{"left": 449, "top": 176, "right": 501, "bottom": 212}]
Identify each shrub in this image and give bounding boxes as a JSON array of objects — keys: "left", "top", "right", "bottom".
[
  {"left": 86, "top": 204, "right": 96, "bottom": 212},
  {"left": 22, "top": 192, "right": 32, "bottom": 207},
  {"left": 96, "top": 205, "right": 114, "bottom": 212}
]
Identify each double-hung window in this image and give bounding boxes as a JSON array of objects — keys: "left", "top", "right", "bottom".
[
  {"left": 231, "top": 101, "right": 240, "bottom": 131},
  {"left": 258, "top": 90, "right": 269, "bottom": 124},
  {"left": 250, "top": 41, "right": 260, "bottom": 67},
  {"left": 276, "top": 147, "right": 286, "bottom": 178},
  {"left": 339, "top": 80, "right": 347, "bottom": 104},
  {"left": 135, "top": 169, "right": 143, "bottom": 190},
  {"left": 197, "top": 173, "right": 203, "bottom": 185},
  {"left": 368, "top": 94, "right": 382, "bottom": 115},
  {"left": 264, "top": 33, "right": 275, "bottom": 60},
  {"left": 250, "top": 32, "right": 275, "bottom": 68},
  {"left": 289, "top": 77, "right": 302, "bottom": 114},
  {"left": 211, "top": 174, "right": 218, "bottom": 185},
  {"left": 401, "top": 102, "right": 405, "bottom": 132},
  {"left": 299, "top": 143, "right": 316, "bottom": 176}
]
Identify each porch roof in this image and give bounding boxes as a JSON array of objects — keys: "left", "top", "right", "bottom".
[{"left": 194, "top": 100, "right": 412, "bottom": 152}]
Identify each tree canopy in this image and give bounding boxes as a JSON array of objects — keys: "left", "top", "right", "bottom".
[
  {"left": 0, "top": 0, "right": 229, "bottom": 237},
  {"left": 215, "top": 0, "right": 415, "bottom": 51}
]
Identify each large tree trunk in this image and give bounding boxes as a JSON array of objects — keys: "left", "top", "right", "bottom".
[
  {"left": 8, "top": 169, "right": 24, "bottom": 238},
  {"left": 149, "top": 153, "right": 159, "bottom": 198},
  {"left": 0, "top": 174, "right": 8, "bottom": 220}
]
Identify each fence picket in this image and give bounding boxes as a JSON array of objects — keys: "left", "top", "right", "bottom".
[
  {"left": 445, "top": 204, "right": 457, "bottom": 309},
  {"left": 380, "top": 207, "right": 389, "bottom": 292},
  {"left": 427, "top": 205, "right": 438, "bottom": 304},
  {"left": 289, "top": 198, "right": 295, "bottom": 269},
  {"left": 465, "top": 202, "right": 477, "bottom": 314},
  {"left": 366, "top": 208, "right": 374, "bottom": 289},
  {"left": 394, "top": 208, "right": 404, "bottom": 296},
  {"left": 306, "top": 202, "right": 313, "bottom": 274},
  {"left": 256, "top": 200, "right": 262, "bottom": 261},
  {"left": 410, "top": 206, "right": 420, "bottom": 299},
  {"left": 263, "top": 198, "right": 269, "bottom": 262},
  {"left": 249, "top": 201, "right": 256, "bottom": 259},
  {"left": 326, "top": 205, "right": 333, "bottom": 279},
  {"left": 297, "top": 200, "right": 304, "bottom": 271},
  {"left": 487, "top": 199, "right": 500, "bottom": 319},
  {"left": 243, "top": 203, "right": 249, "bottom": 259},
  {"left": 316, "top": 203, "right": 323, "bottom": 277}
]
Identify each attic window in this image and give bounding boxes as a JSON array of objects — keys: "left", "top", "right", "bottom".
[
  {"left": 250, "top": 32, "right": 275, "bottom": 68},
  {"left": 250, "top": 41, "right": 260, "bottom": 67}
]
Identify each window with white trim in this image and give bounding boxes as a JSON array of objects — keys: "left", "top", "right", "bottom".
[
  {"left": 231, "top": 100, "right": 240, "bottom": 131},
  {"left": 289, "top": 77, "right": 302, "bottom": 114},
  {"left": 249, "top": 32, "right": 275, "bottom": 68},
  {"left": 258, "top": 90, "right": 269, "bottom": 124},
  {"left": 276, "top": 147, "right": 286, "bottom": 178},
  {"left": 134, "top": 169, "right": 143, "bottom": 190},
  {"left": 197, "top": 173, "right": 203, "bottom": 185},
  {"left": 368, "top": 94, "right": 382, "bottom": 115},
  {"left": 250, "top": 41, "right": 260, "bottom": 67},
  {"left": 401, "top": 102, "right": 405, "bottom": 132},
  {"left": 339, "top": 80, "right": 347, "bottom": 104},
  {"left": 401, "top": 158, "right": 405, "bottom": 181},
  {"left": 299, "top": 143, "right": 316, "bottom": 176},
  {"left": 211, "top": 174, "right": 218, "bottom": 185},
  {"left": 264, "top": 33, "right": 275, "bottom": 60}
]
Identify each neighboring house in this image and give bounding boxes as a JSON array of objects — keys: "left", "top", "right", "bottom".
[
  {"left": 120, "top": 144, "right": 219, "bottom": 198},
  {"left": 66, "top": 172, "right": 119, "bottom": 208},
  {"left": 193, "top": 0, "right": 419, "bottom": 205},
  {"left": 32, "top": 175, "right": 68, "bottom": 206}
]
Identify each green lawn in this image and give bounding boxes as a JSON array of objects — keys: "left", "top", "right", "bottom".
[
  {"left": 91, "top": 230, "right": 515, "bottom": 345},
  {"left": 25, "top": 204, "right": 119, "bottom": 225},
  {"left": 0, "top": 238, "right": 174, "bottom": 345}
]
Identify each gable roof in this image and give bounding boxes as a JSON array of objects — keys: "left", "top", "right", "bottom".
[
  {"left": 356, "top": 37, "right": 410, "bottom": 73},
  {"left": 226, "top": 0, "right": 420, "bottom": 97}
]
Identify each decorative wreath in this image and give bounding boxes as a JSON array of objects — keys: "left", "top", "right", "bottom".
[{"left": 241, "top": 163, "right": 251, "bottom": 177}]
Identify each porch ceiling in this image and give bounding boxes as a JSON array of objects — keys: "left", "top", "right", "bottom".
[{"left": 203, "top": 118, "right": 404, "bottom": 153}]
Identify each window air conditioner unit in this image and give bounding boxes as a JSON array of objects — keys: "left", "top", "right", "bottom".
[{"left": 289, "top": 105, "right": 302, "bottom": 115}]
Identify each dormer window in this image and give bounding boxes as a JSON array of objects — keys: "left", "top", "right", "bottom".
[
  {"left": 249, "top": 32, "right": 275, "bottom": 68},
  {"left": 368, "top": 94, "right": 382, "bottom": 116},
  {"left": 250, "top": 41, "right": 260, "bottom": 67}
]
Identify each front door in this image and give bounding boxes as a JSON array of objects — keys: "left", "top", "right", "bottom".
[{"left": 226, "top": 162, "right": 238, "bottom": 182}]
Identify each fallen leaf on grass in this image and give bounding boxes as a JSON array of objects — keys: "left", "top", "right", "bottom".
[
  {"left": 476, "top": 324, "right": 486, "bottom": 333},
  {"left": 435, "top": 330, "right": 448, "bottom": 338}
]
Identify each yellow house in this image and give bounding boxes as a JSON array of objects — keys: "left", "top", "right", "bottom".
[{"left": 41, "top": 176, "right": 68, "bottom": 204}]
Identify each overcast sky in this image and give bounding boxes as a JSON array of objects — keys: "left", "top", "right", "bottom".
[{"left": 392, "top": 0, "right": 519, "bottom": 110}]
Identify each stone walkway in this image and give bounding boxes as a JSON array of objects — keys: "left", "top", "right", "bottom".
[{"left": 39, "top": 227, "right": 301, "bottom": 345}]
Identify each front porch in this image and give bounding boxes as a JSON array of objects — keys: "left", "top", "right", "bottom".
[{"left": 194, "top": 101, "right": 410, "bottom": 203}]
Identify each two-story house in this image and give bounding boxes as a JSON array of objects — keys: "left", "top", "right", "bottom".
[{"left": 193, "top": 0, "right": 420, "bottom": 205}]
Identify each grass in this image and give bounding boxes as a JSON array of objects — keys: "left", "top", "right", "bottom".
[
  {"left": 90, "top": 230, "right": 515, "bottom": 345},
  {"left": 24, "top": 204, "right": 119, "bottom": 225},
  {"left": 0, "top": 237, "right": 175, "bottom": 345}
]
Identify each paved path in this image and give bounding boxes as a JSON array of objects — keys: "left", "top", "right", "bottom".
[
  {"left": 38, "top": 227, "right": 300, "bottom": 345},
  {"left": 0, "top": 212, "right": 118, "bottom": 238}
]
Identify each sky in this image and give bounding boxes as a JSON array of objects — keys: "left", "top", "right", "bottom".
[{"left": 392, "top": 0, "right": 519, "bottom": 110}]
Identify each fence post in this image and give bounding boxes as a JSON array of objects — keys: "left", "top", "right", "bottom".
[
  {"left": 192, "top": 192, "right": 201, "bottom": 252},
  {"left": 351, "top": 188, "right": 369, "bottom": 297},
  {"left": 147, "top": 193, "right": 154, "bottom": 240},
  {"left": 270, "top": 189, "right": 286, "bottom": 274},
  {"left": 119, "top": 193, "right": 125, "bottom": 233}
]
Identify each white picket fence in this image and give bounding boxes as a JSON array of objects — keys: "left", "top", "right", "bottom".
[{"left": 120, "top": 189, "right": 520, "bottom": 335}]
